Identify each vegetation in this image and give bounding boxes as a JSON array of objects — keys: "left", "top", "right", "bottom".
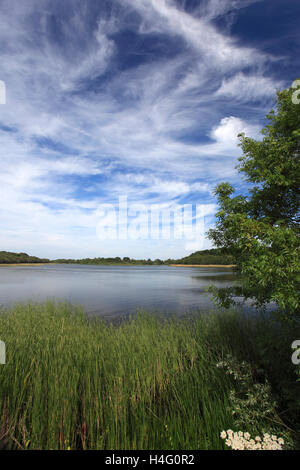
[
  {"left": 0, "top": 251, "right": 50, "bottom": 264},
  {"left": 0, "top": 302, "right": 298, "bottom": 450},
  {"left": 53, "top": 248, "right": 235, "bottom": 266},
  {"left": 172, "top": 248, "right": 235, "bottom": 265},
  {"left": 0, "top": 248, "right": 235, "bottom": 266},
  {"left": 53, "top": 256, "right": 165, "bottom": 265},
  {"left": 1, "top": 84, "right": 298, "bottom": 450},
  {"left": 208, "top": 84, "right": 300, "bottom": 320}
]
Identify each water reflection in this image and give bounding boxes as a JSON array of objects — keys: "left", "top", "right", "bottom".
[{"left": 0, "top": 264, "right": 248, "bottom": 318}]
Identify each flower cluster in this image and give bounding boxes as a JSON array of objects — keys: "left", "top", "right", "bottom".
[{"left": 220, "top": 430, "right": 284, "bottom": 450}]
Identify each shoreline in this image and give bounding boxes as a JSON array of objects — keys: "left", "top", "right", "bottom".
[
  {"left": 0, "top": 263, "right": 49, "bottom": 267},
  {"left": 0, "top": 263, "right": 236, "bottom": 268}
]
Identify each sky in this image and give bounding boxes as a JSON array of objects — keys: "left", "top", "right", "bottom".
[{"left": 0, "top": 0, "right": 299, "bottom": 260}]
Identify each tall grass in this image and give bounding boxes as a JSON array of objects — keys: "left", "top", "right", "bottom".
[{"left": 0, "top": 302, "right": 298, "bottom": 450}]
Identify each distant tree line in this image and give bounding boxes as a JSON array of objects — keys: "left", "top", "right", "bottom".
[
  {"left": 0, "top": 249, "right": 235, "bottom": 266},
  {"left": 53, "top": 248, "right": 235, "bottom": 266},
  {"left": 53, "top": 257, "right": 166, "bottom": 265},
  {"left": 171, "top": 248, "right": 235, "bottom": 265},
  {"left": 0, "top": 251, "right": 50, "bottom": 264}
]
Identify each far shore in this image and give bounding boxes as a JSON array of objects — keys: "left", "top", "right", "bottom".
[
  {"left": 0, "top": 263, "right": 237, "bottom": 268},
  {"left": 169, "top": 264, "right": 236, "bottom": 268},
  {"left": 0, "top": 263, "right": 49, "bottom": 267}
]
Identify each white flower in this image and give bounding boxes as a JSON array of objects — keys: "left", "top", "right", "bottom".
[{"left": 221, "top": 430, "right": 284, "bottom": 451}]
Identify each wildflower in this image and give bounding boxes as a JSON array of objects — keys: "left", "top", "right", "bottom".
[{"left": 220, "top": 430, "right": 284, "bottom": 450}]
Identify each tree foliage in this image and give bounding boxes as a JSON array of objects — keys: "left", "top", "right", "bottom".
[
  {"left": 208, "top": 85, "right": 300, "bottom": 320},
  {"left": 174, "top": 248, "right": 234, "bottom": 265},
  {"left": 0, "top": 251, "right": 49, "bottom": 264},
  {"left": 53, "top": 249, "right": 234, "bottom": 266}
]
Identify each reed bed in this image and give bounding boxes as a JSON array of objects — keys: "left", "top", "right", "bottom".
[{"left": 0, "top": 302, "right": 298, "bottom": 450}]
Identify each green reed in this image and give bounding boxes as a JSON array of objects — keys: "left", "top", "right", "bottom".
[{"left": 0, "top": 301, "right": 297, "bottom": 450}]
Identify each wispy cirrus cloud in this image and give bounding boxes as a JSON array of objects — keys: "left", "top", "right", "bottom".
[{"left": 0, "top": 0, "right": 294, "bottom": 258}]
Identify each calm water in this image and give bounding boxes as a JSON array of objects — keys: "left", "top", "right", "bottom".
[{"left": 0, "top": 264, "right": 241, "bottom": 318}]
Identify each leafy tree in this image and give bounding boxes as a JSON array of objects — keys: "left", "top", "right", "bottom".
[
  {"left": 177, "top": 248, "right": 234, "bottom": 265},
  {"left": 208, "top": 84, "right": 300, "bottom": 320},
  {"left": 0, "top": 251, "right": 50, "bottom": 264}
]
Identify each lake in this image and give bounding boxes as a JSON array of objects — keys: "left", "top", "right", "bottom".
[{"left": 0, "top": 264, "right": 242, "bottom": 318}]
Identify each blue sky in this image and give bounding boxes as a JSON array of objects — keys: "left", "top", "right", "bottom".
[{"left": 0, "top": 0, "right": 299, "bottom": 260}]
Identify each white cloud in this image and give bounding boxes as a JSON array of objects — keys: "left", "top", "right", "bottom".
[
  {"left": 0, "top": 0, "right": 284, "bottom": 258},
  {"left": 210, "top": 116, "right": 260, "bottom": 149},
  {"left": 199, "top": 0, "right": 263, "bottom": 22},
  {"left": 124, "top": 0, "right": 269, "bottom": 70},
  {"left": 215, "top": 73, "right": 284, "bottom": 102}
]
